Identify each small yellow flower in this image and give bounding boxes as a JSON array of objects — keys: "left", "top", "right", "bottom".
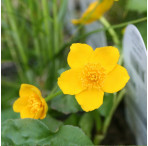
[
  {"left": 72, "top": 0, "right": 114, "bottom": 24},
  {"left": 13, "top": 84, "right": 48, "bottom": 119},
  {"left": 58, "top": 43, "right": 130, "bottom": 112}
]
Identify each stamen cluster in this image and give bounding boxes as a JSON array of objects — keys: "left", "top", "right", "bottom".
[{"left": 81, "top": 63, "right": 106, "bottom": 89}]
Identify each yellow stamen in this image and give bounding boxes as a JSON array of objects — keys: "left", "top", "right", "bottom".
[
  {"left": 81, "top": 63, "right": 106, "bottom": 89},
  {"left": 28, "top": 97, "right": 42, "bottom": 114}
]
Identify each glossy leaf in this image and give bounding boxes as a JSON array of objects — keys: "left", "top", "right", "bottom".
[
  {"left": 79, "top": 113, "right": 94, "bottom": 138},
  {"left": 41, "top": 115, "right": 63, "bottom": 132},
  {"left": 98, "top": 93, "right": 114, "bottom": 117},
  {"left": 50, "top": 94, "right": 82, "bottom": 114},
  {"left": 2, "top": 119, "right": 93, "bottom": 145}
]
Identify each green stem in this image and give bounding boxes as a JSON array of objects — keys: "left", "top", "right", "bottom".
[
  {"left": 42, "top": 0, "right": 53, "bottom": 60},
  {"left": 45, "top": 91, "right": 63, "bottom": 102},
  {"left": 95, "top": 89, "right": 126, "bottom": 145},
  {"left": 58, "top": 17, "right": 147, "bottom": 56},
  {"left": 100, "top": 17, "right": 120, "bottom": 46},
  {"left": 103, "top": 89, "right": 126, "bottom": 135},
  {"left": 28, "top": 1, "right": 40, "bottom": 59},
  {"left": 5, "top": 0, "right": 28, "bottom": 69},
  {"left": 6, "top": 36, "right": 26, "bottom": 82},
  {"left": 53, "top": 0, "right": 59, "bottom": 54},
  {"left": 2, "top": 79, "right": 20, "bottom": 89},
  {"left": 85, "top": 17, "right": 147, "bottom": 39}
]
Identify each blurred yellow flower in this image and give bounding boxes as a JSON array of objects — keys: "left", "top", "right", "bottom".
[
  {"left": 58, "top": 43, "right": 130, "bottom": 112},
  {"left": 13, "top": 84, "right": 48, "bottom": 119},
  {"left": 72, "top": 0, "right": 114, "bottom": 24}
]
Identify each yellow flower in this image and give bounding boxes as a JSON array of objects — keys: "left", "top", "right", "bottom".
[
  {"left": 13, "top": 84, "right": 48, "bottom": 119},
  {"left": 58, "top": 43, "right": 130, "bottom": 112},
  {"left": 72, "top": 0, "right": 114, "bottom": 24}
]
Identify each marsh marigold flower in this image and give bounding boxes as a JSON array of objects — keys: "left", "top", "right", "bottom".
[
  {"left": 72, "top": 0, "right": 114, "bottom": 24},
  {"left": 13, "top": 84, "right": 48, "bottom": 119},
  {"left": 58, "top": 43, "right": 130, "bottom": 112}
]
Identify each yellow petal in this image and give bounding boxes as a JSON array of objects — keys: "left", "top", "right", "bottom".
[
  {"left": 20, "top": 106, "right": 44, "bottom": 119},
  {"left": 13, "top": 97, "right": 28, "bottom": 112},
  {"left": 89, "top": 46, "right": 120, "bottom": 73},
  {"left": 19, "top": 84, "right": 42, "bottom": 98},
  {"left": 75, "top": 89, "right": 104, "bottom": 112},
  {"left": 68, "top": 43, "right": 93, "bottom": 69},
  {"left": 40, "top": 98, "right": 48, "bottom": 119},
  {"left": 71, "top": 19, "right": 81, "bottom": 25},
  {"left": 34, "top": 107, "right": 44, "bottom": 119},
  {"left": 58, "top": 68, "right": 85, "bottom": 95},
  {"left": 20, "top": 106, "right": 35, "bottom": 119},
  {"left": 101, "top": 65, "right": 130, "bottom": 93},
  {"left": 72, "top": 0, "right": 114, "bottom": 24}
]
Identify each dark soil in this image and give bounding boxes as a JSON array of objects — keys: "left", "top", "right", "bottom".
[{"left": 101, "top": 100, "right": 136, "bottom": 145}]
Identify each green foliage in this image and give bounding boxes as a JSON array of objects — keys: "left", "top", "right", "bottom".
[
  {"left": 1, "top": 108, "right": 19, "bottom": 123},
  {"left": 126, "top": 0, "right": 147, "bottom": 13},
  {"left": 92, "top": 110, "right": 102, "bottom": 132},
  {"left": 64, "top": 114, "right": 80, "bottom": 126},
  {"left": 136, "top": 21, "right": 147, "bottom": 46},
  {"left": 2, "top": 119, "right": 93, "bottom": 146},
  {"left": 79, "top": 113, "right": 94, "bottom": 138},
  {"left": 2, "top": 0, "right": 67, "bottom": 87},
  {"left": 98, "top": 93, "right": 114, "bottom": 117},
  {"left": 50, "top": 94, "right": 82, "bottom": 114},
  {"left": 1, "top": 0, "right": 147, "bottom": 145},
  {"left": 1, "top": 84, "right": 19, "bottom": 110},
  {"left": 41, "top": 115, "right": 63, "bottom": 132}
]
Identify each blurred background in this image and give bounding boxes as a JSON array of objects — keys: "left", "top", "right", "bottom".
[{"left": 1, "top": 0, "right": 147, "bottom": 144}]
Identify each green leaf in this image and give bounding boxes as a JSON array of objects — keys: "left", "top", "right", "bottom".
[
  {"left": 79, "top": 113, "right": 94, "bottom": 138},
  {"left": 1, "top": 85, "right": 19, "bottom": 109},
  {"left": 1, "top": 108, "right": 19, "bottom": 123},
  {"left": 50, "top": 94, "right": 82, "bottom": 114},
  {"left": 98, "top": 93, "right": 114, "bottom": 117},
  {"left": 2, "top": 119, "right": 52, "bottom": 145},
  {"left": 126, "top": 0, "right": 147, "bottom": 13},
  {"left": 92, "top": 110, "right": 102, "bottom": 131},
  {"left": 64, "top": 114, "right": 80, "bottom": 126},
  {"left": 136, "top": 21, "right": 147, "bottom": 46},
  {"left": 41, "top": 115, "right": 63, "bottom": 132},
  {"left": 49, "top": 125, "right": 93, "bottom": 146},
  {"left": 2, "top": 119, "right": 93, "bottom": 145}
]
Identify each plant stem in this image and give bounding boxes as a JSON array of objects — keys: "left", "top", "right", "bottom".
[
  {"left": 84, "top": 17, "right": 147, "bottom": 39},
  {"left": 94, "top": 89, "right": 126, "bottom": 145},
  {"left": 100, "top": 17, "right": 120, "bottom": 46},
  {"left": 45, "top": 91, "right": 63, "bottom": 102},
  {"left": 103, "top": 89, "right": 126, "bottom": 141},
  {"left": 6, "top": 36, "right": 26, "bottom": 82},
  {"left": 53, "top": 0, "right": 59, "bottom": 54},
  {"left": 42, "top": 0, "right": 53, "bottom": 60},
  {"left": 2, "top": 79, "right": 20, "bottom": 89},
  {"left": 5, "top": 0, "right": 28, "bottom": 69},
  {"left": 58, "top": 17, "right": 147, "bottom": 56}
]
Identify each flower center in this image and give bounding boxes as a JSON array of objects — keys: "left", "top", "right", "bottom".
[
  {"left": 28, "top": 96, "right": 42, "bottom": 114},
  {"left": 81, "top": 63, "right": 106, "bottom": 89}
]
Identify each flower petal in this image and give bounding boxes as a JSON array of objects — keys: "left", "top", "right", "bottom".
[
  {"left": 89, "top": 46, "right": 120, "bottom": 73},
  {"left": 19, "top": 84, "right": 42, "bottom": 98},
  {"left": 72, "top": 0, "right": 114, "bottom": 24},
  {"left": 13, "top": 97, "right": 28, "bottom": 112},
  {"left": 34, "top": 107, "right": 44, "bottom": 119},
  {"left": 68, "top": 43, "right": 93, "bottom": 69},
  {"left": 101, "top": 65, "right": 130, "bottom": 93},
  {"left": 40, "top": 98, "right": 48, "bottom": 119},
  {"left": 75, "top": 89, "right": 104, "bottom": 112},
  {"left": 58, "top": 68, "right": 85, "bottom": 95},
  {"left": 20, "top": 106, "right": 35, "bottom": 119}
]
